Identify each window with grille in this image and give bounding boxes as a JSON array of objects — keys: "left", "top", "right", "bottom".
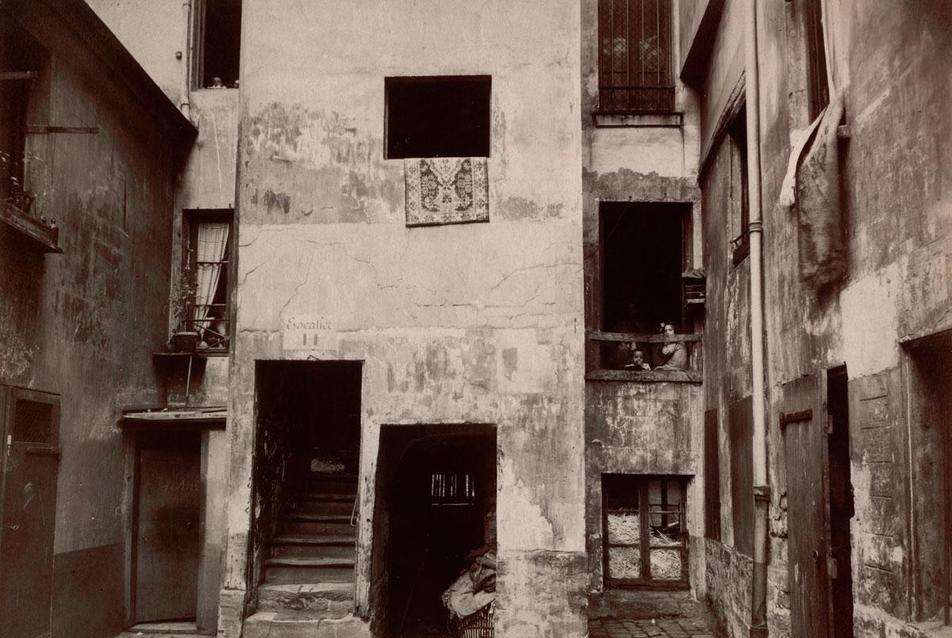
[
  {"left": 183, "top": 209, "right": 232, "bottom": 351},
  {"left": 597, "top": 0, "right": 674, "bottom": 113},
  {"left": 430, "top": 471, "right": 477, "bottom": 506},
  {"left": 602, "top": 474, "right": 688, "bottom": 588}
]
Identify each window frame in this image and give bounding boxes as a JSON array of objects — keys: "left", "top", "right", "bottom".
[
  {"left": 191, "top": 0, "right": 242, "bottom": 90},
  {"left": 602, "top": 474, "right": 689, "bottom": 590},
  {"left": 596, "top": 0, "right": 675, "bottom": 114},
  {"left": 182, "top": 209, "right": 233, "bottom": 353}
]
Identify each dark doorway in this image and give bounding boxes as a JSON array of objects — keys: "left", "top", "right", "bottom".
[
  {"left": 133, "top": 430, "right": 202, "bottom": 623},
  {"left": 253, "top": 361, "right": 362, "bottom": 593},
  {"left": 375, "top": 425, "right": 496, "bottom": 638},
  {"left": 826, "top": 366, "right": 853, "bottom": 638},
  {"left": 0, "top": 387, "right": 60, "bottom": 638}
]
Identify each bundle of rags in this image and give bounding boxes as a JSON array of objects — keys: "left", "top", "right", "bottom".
[{"left": 792, "top": 93, "right": 847, "bottom": 288}]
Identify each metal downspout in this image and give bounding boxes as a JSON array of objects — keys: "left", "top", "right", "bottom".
[{"left": 744, "top": 1, "right": 769, "bottom": 636}]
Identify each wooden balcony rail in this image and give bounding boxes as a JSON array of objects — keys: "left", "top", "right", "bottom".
[{"left": 586, "top": 330, "right": 702, "bottom": 384}]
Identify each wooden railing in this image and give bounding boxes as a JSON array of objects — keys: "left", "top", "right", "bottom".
[{"left": 586, "top": 330, "right": 702, "bottom": 384}]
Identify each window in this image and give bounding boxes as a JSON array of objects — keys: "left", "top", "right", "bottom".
[
  {"left": 385, "top": 76, "right": 491, "bottom": 159},
  {"left": 193, "top": 0, "right": 241, "bottom": 89},
  {"left": 183, "top": 210, "right": 232, "bottom": 350},
  {"left": 597, "top": 0, "right": 674, "bottom": 113},
  {"left": 804, "top": 0, "right": 830, "bottom": 120},
  {"left": 728, "top": 107, "right": 750, "bottom": 266},
  {"left": 592, "top": 202, "right": 699, "bottom": 373},
  {"left": 430, "top": 471, "right": 477, "bottom": 506},
  {"left": 0, "top": 23, "right": 48, "bottom": 213},
  {"left": 602, "top": 474, "right": 688, "bottom": 588}
]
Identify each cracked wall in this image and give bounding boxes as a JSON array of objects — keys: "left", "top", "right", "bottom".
[
  {"left": 221, "top": 2, "right": 586, "bottom": 636},
  {"left": 683, "top": 0, "right": 952, "bottom": 636}
]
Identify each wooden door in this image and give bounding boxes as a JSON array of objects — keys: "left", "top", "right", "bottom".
[
  {"left": 781, "top": 374, "right": 831, "bottom": 638},
  {"left": 134, "top": 432, "right": 202, "bottom": 623},
  {"left": 0, "top": 387, "right": 60, "bottom": 638}
]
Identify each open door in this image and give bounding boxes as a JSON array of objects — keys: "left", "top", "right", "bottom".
[
  {"left": 133, "top": 431, "right": 202, "bottom": 623},
  {"left": 0, "top": 387, "right": 60, "bottom": 638},
  {"left": 781, "top": 374, "right": 831, "bottom": 638}
]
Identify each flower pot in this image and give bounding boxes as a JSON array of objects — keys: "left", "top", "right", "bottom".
[{"left": 169, "top": 330, "right": 200, "bottom": 353}]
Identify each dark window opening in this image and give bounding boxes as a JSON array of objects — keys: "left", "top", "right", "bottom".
[
  {"left": 385, "top": 75, "right": 491, "bottom": 159},
  {"left": 729, "top": 107, "right": 750, "bottom": 266},
  {"left": 597, "top": 0, "right": 674, "bottom": 113},
  {"left": 804, "top": 0, "right": 830, "bottom": 120},
  {"left": 182, "top": 209, "right": 232, "bottom": 350},
  {"left": 197, "top": 0, "right": 241, "bottom": 88},
  {"left": 597, "top": 202, "right": 691, "bottom": 370},
  {"left": 0, "top": 23, "right": 48, "bottom": 212},
  {"left": 375, "top": 424, "right": 497, "bottom": 637},
  {"left": 602, "top": 474, "right": 688, "bottom": 588}
]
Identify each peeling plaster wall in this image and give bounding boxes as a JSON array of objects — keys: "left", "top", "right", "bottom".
[
  {"left": 579, "top": 0, "right": 706, "bottom": 603},
  {"left": 221, "top": 2, "right": 586, "bottom": 637},
  {"left": 683, "top": 0, "right": 952, "bottom": 636},
  {"left": 585, "top": 381, "right": 704, "bottom": 593},
  {"left": 0, "top": 10, "right": 184, "bottom": 638}
]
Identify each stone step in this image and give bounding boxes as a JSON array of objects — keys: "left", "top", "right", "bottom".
[
  {"left": 281, "top": 514, "right": 354, "bottom": 536},
  {"left": 242, "top": 610, "right": 370, "bottom": 638},
  {"left": 263, "top": 557, "right": 356, "bottom": 585},
  {"left": 288, "top": 498, "right": 354, "bottom": 516},
  {"left": 257, "top": 582, "right": 355, "bottom": 613},
  {"left": 304, "top": 473, "right": 358, "bottom": 493},
  {"left": 271, "top": 534, "right": 356, "bottom": 559}
]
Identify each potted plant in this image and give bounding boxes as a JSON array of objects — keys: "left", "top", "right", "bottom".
[{"left": 168, "top": 263, "right": 200, "bottom": 352}]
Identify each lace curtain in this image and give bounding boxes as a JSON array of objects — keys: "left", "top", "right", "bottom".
[{"left": 192, "top": 222, "right": 229, "bottom": 333}]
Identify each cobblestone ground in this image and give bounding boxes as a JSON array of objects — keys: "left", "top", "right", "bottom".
[{"left": 588, "top": 616, "right": 715, "bottom": 638}]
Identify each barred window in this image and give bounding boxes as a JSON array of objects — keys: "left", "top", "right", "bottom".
[{"left": 597, "top": 0, "right": 674, "bottom": 113}]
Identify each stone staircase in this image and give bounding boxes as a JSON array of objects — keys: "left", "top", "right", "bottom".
[{"left": 244, "top": 473, "right": 370, "bottom": 638}]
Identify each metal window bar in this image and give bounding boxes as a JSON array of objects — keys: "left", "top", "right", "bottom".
[{"left": 598, "top": 0, "right": 674, "bottom": 113}]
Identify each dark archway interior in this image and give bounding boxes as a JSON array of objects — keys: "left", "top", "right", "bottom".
[{"left": 377, "top": 425, "right": 496, "bottom": 638}]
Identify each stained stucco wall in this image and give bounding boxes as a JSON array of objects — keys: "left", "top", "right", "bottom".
[
  {"left": 0, "top": 8, "right": 186, "bottom": 638},
  {"left": 685, "top": 0, "right": 952, "bottom": 636},
  {"left": 221, "top": 2, "right": 586, "bottom": 637},
  {"left": 579, "top": 0, "right": 706, "bottom": 602}
]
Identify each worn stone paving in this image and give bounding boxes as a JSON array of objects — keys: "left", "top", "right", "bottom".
[{"left": 588, "top": 616, "right": 715, "bottom": 638}]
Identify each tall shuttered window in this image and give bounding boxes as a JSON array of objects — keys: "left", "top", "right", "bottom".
[
  {"left": 804, "top": 0, "right": 830, "bottom": 119},
  {"left": 597, "top": 0, "right": 674, "bottom": 113}
]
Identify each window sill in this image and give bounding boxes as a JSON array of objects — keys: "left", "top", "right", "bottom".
[
  {"left": 593, "top": 111, "right": 683, "bottom": 129},
  {"left": 587, "top": 369, "right": 702, "bottom": 385}
]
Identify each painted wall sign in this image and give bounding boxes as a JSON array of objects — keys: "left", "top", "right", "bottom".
[{"left": 282, "top": 314, "right": 335, "bottom": 350}]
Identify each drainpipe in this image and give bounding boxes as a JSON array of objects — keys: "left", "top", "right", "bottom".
[
  {"left": 744, "top": 1, "right": 769, "bottom": 637},
  {"left": 180, "top": 0, "right": 192, "bottom": 119}
]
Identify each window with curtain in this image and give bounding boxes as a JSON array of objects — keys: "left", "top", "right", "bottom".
[
  {"left": 185, "top": 210, "right": 232, "bottom": 351},
  {"left": 597, "top": 0, "right": 674, "bottom": 113}
]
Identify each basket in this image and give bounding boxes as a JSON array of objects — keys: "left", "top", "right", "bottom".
[{"left": 450, "top": 602, "right": 494, "bottom": 638}]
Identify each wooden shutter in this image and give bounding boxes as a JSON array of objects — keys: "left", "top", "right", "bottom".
[
  {"left": 781, "top": 374, "right": 831, "bottom": 638},
  {"left": 729, "top": 396, "right": 753, "bottom": 556}
]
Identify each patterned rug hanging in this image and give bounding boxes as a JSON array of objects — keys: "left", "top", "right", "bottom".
[{"left": 405, "top": 157, "right": 489, "bottom": 226}]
